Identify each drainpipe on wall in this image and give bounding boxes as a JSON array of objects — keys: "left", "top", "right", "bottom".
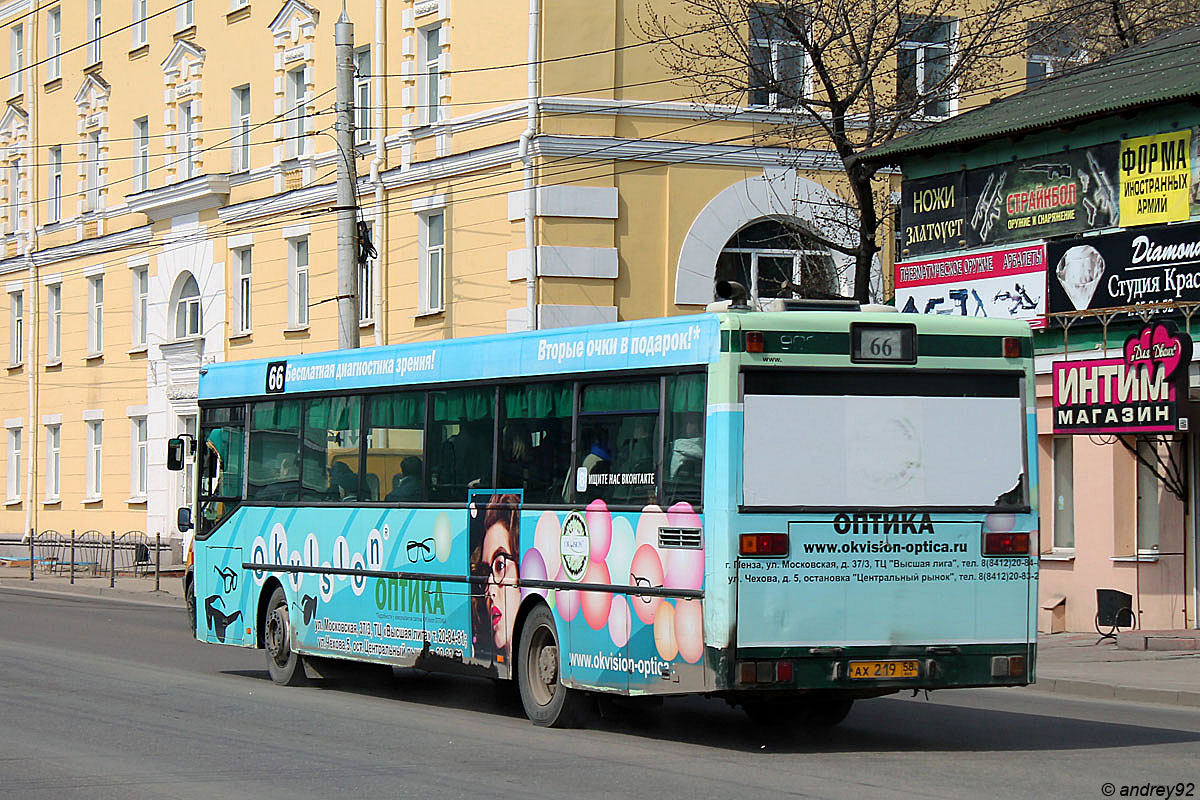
[
  {"left": 518, "top": 0, "right": 540, "bottom": 330},
  {"left": 23, "top": 17, "right": 37, "bottom": 541},
  {"left": 369, "top": 0, "right": 385, "bottom": 346}
]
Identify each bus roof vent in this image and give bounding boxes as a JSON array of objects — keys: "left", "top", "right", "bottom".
[{"left": 767, "top": 298, "right": 861, "bottom": 312}]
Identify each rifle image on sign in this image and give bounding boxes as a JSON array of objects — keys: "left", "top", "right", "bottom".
[
  {"left": 1019, "top": 163, "right": 1072, "bottom": 181},
  {"left": 970, "top": 170, "right": 1006, "bottom": 243}
]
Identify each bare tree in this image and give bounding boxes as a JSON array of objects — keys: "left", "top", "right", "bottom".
[
  {"left": 1035, "top": 0, "right": 1194, "bottom": 59},
  {"left": 640, "top": 0, "right": 1032, "bottom": 302}
]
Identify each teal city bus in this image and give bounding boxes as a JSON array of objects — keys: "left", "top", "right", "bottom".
[{"left": 173, "top": 307, "right": 1038, "bottom": 728}]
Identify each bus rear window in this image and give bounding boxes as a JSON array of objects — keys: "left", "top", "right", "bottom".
[{"left": 741, "top": 370, "right": 1026, "bottom": 509}]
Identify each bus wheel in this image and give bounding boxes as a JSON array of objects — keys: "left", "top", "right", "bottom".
[
  {"left": 264, "top": 586, "right": 307, "bottom": 686},
  {"left": 742, "top": 696, "right": 853, "bottom": 729},
  {"left": 517, "top": 605, "right": 590, "bottom": 727}
]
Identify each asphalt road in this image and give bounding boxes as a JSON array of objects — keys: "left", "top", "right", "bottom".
[{"left": 1, "top": 586, "right": 1198, "bottom": 800}]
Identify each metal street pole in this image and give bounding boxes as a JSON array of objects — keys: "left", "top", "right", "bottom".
[{"left": 335, "top": 8, "right": 360, "bottom": 350}]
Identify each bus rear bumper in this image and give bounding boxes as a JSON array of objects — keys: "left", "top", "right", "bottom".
[{"left": 724, "top": 642, "right": 1037, "bottom": 695}]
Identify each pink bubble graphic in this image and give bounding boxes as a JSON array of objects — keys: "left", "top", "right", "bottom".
[
  {"left": 630, "top": 543, "right": 664, "bottom": 625},
  {"left": 675, "top": 599, "right": 704, "bottom": 664},
  {"left": 608, "top": 596, "right": 631, "bottom": 648},
  {"left": 985, "top": 513, "right": 1017, "bottom": 533},
  {"left": 580, "top": 561, "right": 612, "bottom": 630},
  {"left": 667, "top": 502, "right": 702, "bottom": 532},
  {"left": 520, "top": 549, "right": 548, "bottom": 600},
  {"left": 554, "top": 568, "right": 579, "bottom": 622},
  {"left": 534, "top": 512, "right": 562, "bottom": 575},
  {"left": 606, "top": 516, "right": 636, "bottom": 588},
  {"left": 665, "top": 545, "right": 704, "bottom": 591},
  {"left": 586, "top": 499, "right": 612, "bottom": 561},
  {"left": 654, "top": 601, "right": 678, "bottom": 661},
  {"left": 635, "top": 505, "right": 671, "bottom": 572}
]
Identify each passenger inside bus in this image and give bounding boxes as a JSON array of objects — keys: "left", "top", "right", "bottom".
[{"left": 386, "top": 456, "right": 423, "bottom": 502}]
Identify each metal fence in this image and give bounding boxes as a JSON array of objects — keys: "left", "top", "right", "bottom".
[{"left": 1, "top": 530, "right": 171, "bottom": 590}]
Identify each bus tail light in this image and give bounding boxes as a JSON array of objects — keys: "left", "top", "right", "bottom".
[
  {"left": 740, "top": 533, "right": 788, "bottom": 557},
  {"left": 745, "top": 331, "right": 764, "bottom": 353},
  {"left": 738, "top": 660, "right": 794, "bottom": 685},
  {"left": 984, "top": 532, "right": 1031, "bottom": 556},
  {"left": 1003, "top": 336, "right": 1023, "bottom": 358}
]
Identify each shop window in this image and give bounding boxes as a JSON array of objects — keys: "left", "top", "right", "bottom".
[{"left": 1052, "top": 436, "right": 1074, "bottom": 550}]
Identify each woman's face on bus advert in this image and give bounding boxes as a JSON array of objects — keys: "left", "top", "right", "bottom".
[{"left": 483, "top": 521, "right": 520, "bottom": 651}]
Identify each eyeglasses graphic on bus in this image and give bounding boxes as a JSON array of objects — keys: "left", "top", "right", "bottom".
[
  {"left": 631, "top": 574, "right": 663, "bottom": 602},
  {"left": 489, "top": 551, "right": 515, "bottom": 583},
  {"left": 406, "top": 537, "right": 436, "bottom": 563},
  {"left": 214, "top": 565, "right": 237, "bottom": 593}
]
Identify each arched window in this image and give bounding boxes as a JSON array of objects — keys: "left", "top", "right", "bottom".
[
  {"left": 173, "top": 273, "right": 201, "bottom": 339},
  {"left": 714, "top": 219, "right": 837, "bottom": 306}
]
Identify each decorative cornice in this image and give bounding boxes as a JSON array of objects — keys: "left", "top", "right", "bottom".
[
  {"left": 125, "top": 174, "right": 230, "bottom": 221},
  {"left": 269, "top": 0, "right": 319, "bottom": 34},
  {"left": 532, "top": 134, "right": 844, "bottom": 171},
  {"left": 0, "top": 223, "right": 152, "bottom": 272},
  {"left": 161, "top": 40, "right": 206, "bottom": 75}
]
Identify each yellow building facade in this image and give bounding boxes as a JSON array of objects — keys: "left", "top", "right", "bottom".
[{"left": 0, "top": 0, "right": 1032, "bottom": 553}]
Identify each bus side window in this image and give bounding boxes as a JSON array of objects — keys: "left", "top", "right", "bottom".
[
  {"left": 301, "top": 397, "right": 361, "bottom": 502},
  {"left": 367, "top": 392, "right": 426, "bottom": 503},
  {"left": 247, "top": 400, "right": 302, "bottom": 501},
  {"left": 576, "top": 380, "right": 659, "bottom": 506},
  {"left": 428, "top": 387, "right": 495, "bottom": 502},
  {"left": 499, "top": 382, "right": 572, "bottom": 503},
  {"left": 663, "top": 373, "right": 705, "bottom": 506}
]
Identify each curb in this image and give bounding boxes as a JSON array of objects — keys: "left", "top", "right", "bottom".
[
  {"left": 0, "top": 579, "right": 184, "bottom": 609},
  {"left": 1029, "top": 677, "right": 1200, "bottom": 708}
]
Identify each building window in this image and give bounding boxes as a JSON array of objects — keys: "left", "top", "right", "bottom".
[
  {"left": 1026, "top": 23, "right": 1082, "bottom": 88},
  {"left": 233, "top": 247, "right": 252, "bottom": 334},
  {"left": 179, "top": 101, "right": 197, "bottom": 180},
  {"left": 86, "top": 419, "right": 102, "bottom": 499},
  {"left": 87, "top": 275, "right": 104, "bottom": 354},
  {"left": 898, "top": 16, "right": 955, "bottom": 118},
  {"left": 747, "top": 4, "right": 805, "bottom": 108},
  {"left": 87, "top": 0, "right": 102, "bottom": 65},
  {"left": 46, "top": 8, "right": 61, "bottom": 80},
  {"left": 7, "top": 427, "right": 20, "bottom": 500},
  {"left": 355, "top": 48, "right": 371, "bottom": 144},
  {"left": 9, "top": 290, "right": 22, "bottom": 364},
  {"left": 289, "top": 237, "right": 309, "bottom": 328},
  {"left": 286, "top": 66, "right": 308, "bottom": 158},
  {"left": 8, "top": 160, "right": 19, "bottom": 233},
  {"left": 1135, "top": 438, "right": 1178, "bottom": 554},
  {"left": 86, "top": 131, "right": 101, "bottom": 211},
  {"left": 419, "top": 212, "right": 445, "bottom": 313},
  {"left": 48, "top": 146, "right": 62, "bottom": 221},
  {"left": 132, "top": 267, "right": 148, "bottom": 347},
  {"left": 359, "top": 224, "right": 374, "bottom": 324},
  {"left": 45, "top": 424, "right": 60, "bottom": 500},
  {"left": 715, "top": 219, "right": 837, "bottom": 307},
  {"left": 131, "top": 417, "right": 148, "bottom": 498},
  {"left": 174, "top": 273, "right": 201, "bottom": 339},
  {"left": 11, "top": 24, "right": 23, "bottom": 96},
  {"left": 419, "top": 25, "right": 441, "bottom": 125},
  {"left": 133, "top": 118, "right": 149, "bottom": 192},
  {"left": 46, "top": 283, "right": 61, "bottom": 362},
  {"left": 178, "top": 0, "right": 194, "bottom": 29},
  {"left": 1052, "top": 436, "right": 1074, "bottom": 550},
  {"left": 231, "top": 85, "right": 251, "bottom": 173},
  {"left": 179, "top": 415, "right": 196, "bottom": 509},
  {"left": 132, "top": 0, "right": 147, "bottom": 47}
]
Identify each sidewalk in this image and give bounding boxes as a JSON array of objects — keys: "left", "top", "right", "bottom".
[{"left": 1, "top": 566, "right": 1196, "bottom": 708}]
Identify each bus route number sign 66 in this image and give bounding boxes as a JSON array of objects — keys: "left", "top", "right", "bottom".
[{"left": 266, "top": 361, "right": 287, "bottom": 394}]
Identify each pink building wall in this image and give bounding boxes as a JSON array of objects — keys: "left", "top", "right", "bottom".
[{"left": 1036, "top": 373, "right": 1192, "bottom": 632}]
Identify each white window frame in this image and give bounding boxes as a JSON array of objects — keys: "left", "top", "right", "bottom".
[
  {"left": 133, "top": 117, "right": 149, "bottom": 192},
  {"left": 354, "top": 48, "right": 371, "bottom": 145},
  {"left": 132, "top": 0, "right": 147, "bottom": 47},
  {"left": 178, "top": 101, "right": 197, "bottom": 180},
  {"left": 87, "top": 275, "right": 104, "bottom": 354},
  {"left": 233, "top": 246, "right": 252, "bottom": 334},
  {"left": 46, "top": 283, "right": 61, "bottom": 362},
  {"left": 87, "top": 0, "right": 102, "bottom": 65},
  {"left": 418, "top": 211, "right": 445, "bottom": 314},
  {"left": 174, "top": 274, "right": 201, "bottom": 339},
  {"left": 747, "top": 4, "right": 808, "bottom": 109},
  {"left": 130, "top": 416, "right": 148, "bottom": 499},
  {"left": 48, "top": 146, "right": 62, "bottom": 221},
  {"left": 85, "top": 418, "right": 102, "bottom": 500},
  {"left": 9, "top": 290, "right": 22, "bottom": 365},
  {"left": 46, "top": 8, "right": 61, "bottom": 80},
  {"left": 286, "top": 66, "right": 308, "bottom": 158},
  {"left": 132, "top": 266, "right": 148, "bottom": 347},
  {"left": 359, "top": 222, "right": 374, "bottom": 323},
  {"left": 898, "top": 16, "right": 957, "bottom": 120},
  {"left": 231, "top": 85, "right": 251, "bottom": 173},
  {"left": 86, "top": 131, "right": 102, "bottom": 211},
  {"left": 7, "top": 426, "right": 21, "bottom": 501},
  {"left": 179, "top": 415, "right": 196, "bottom": 509},
  {"left": 418, "top": 25, "right": 442, "bottom": 126},
  {"left": 44, "top": 423, "right": 60, "bottom": 501},
  {"left": 8, "top": 160, "right": 19, "bottom": 233},
  {"left": 178, "top": 0, "right": 194, "bottom": 30},
  {"left": 11, "top": 24, "right": 23, "bottom": 96},
  {"left": 288, "top": 237, "right": 310, "bottom": 328}
]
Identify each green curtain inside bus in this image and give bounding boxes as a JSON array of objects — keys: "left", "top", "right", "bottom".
[
  {"left": 369, "top": 393, "right": 425, "bottom": 428},
  {"left": 581, "top": 381, "right": 659, "bottom": 413},
  {"left": 432, "top": 388, "right": 493, "bottom": 422},
  {"left": 503, "top": 382, "right": 572, "bottom": 419}
]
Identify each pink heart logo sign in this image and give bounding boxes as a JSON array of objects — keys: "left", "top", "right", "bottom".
[{"left": 1123, "top": 321, "right": 1191, "bottom": 383}]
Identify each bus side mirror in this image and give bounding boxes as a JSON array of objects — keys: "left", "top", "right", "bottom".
[
  {"left": 177, "top": 506, "right": 193, "bottom": 533},
  {"left": 167, "top": 437, "right": 186, "bottom": 471}
]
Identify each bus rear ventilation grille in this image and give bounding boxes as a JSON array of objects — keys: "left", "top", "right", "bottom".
[{"left": 659, "top": 527, "right": 702, "bottom": 549}]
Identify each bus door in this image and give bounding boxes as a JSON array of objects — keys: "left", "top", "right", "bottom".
[{"left": 198, "top": 547, "right": 249, "bottom": 645}]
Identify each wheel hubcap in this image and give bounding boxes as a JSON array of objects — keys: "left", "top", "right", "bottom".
[
  {"left": 526, "top": 625, "right": 559, "bottom": 707},
  {"left": 266, "top": 605, "right": 289, "bottom": 666}
]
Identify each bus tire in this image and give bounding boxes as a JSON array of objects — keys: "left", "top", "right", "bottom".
[
  {"left": 516, "top": 604, "right": 589, "bottom": 727},
  {"left": 264, "top": 586, "right": 307, "bottom": 686}
]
